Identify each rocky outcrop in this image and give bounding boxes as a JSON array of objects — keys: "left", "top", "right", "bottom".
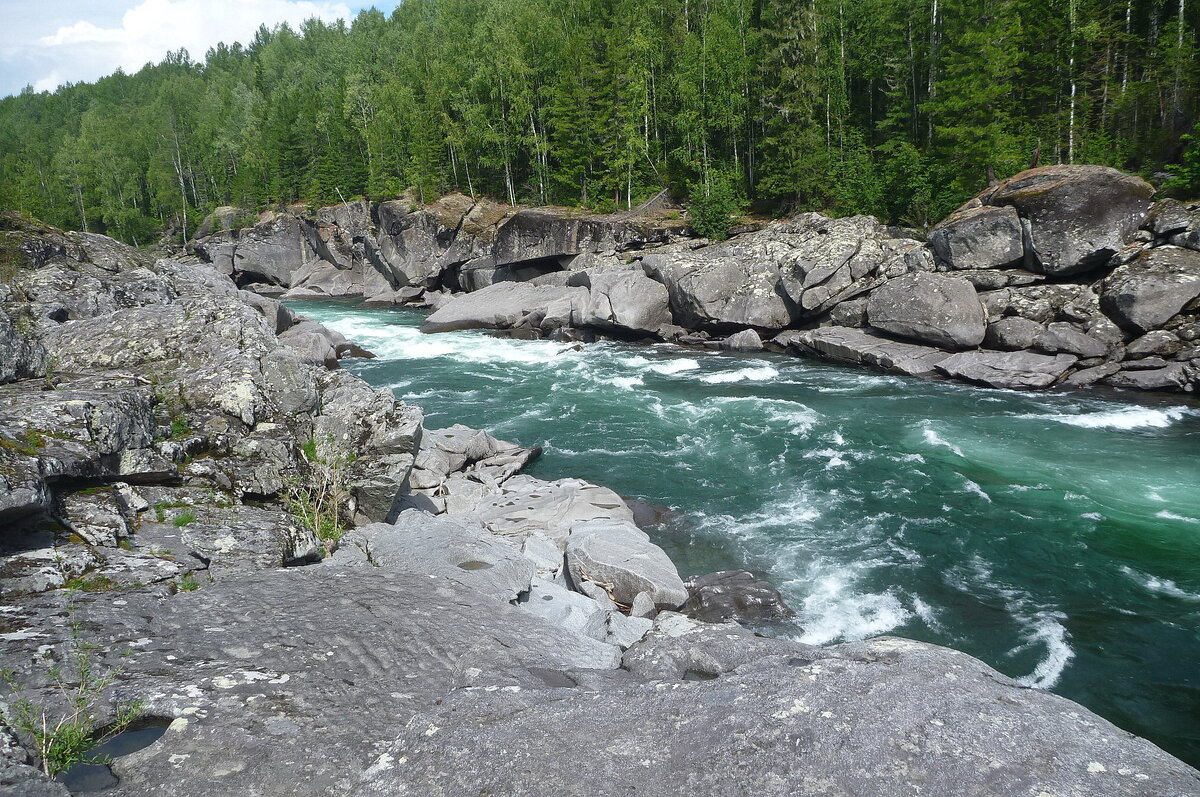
[
  {"left": 1100, "top": 246, "right": 1200, "bottom": 334},
  {"left": 866, "top": 272, "right": 987, "bottom": 349}
]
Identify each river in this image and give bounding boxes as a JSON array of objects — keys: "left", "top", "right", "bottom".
[{"left": 295, "top": 299, "right": 1200, "bottom": 767}]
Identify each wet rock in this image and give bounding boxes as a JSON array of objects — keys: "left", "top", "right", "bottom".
[
  {"left": 716, "top": 328, "right": 764, "bottom": 351},
  {"left": 1100, "top": 246, "right": 1200, "bottom": 334},
  {"left": 866, "top": 273, "right": 986, "bottom": 349},
  {"left": 565, "top": 519, "right": 688, "bottom": 609},
  {"left": 421, "top": 282, "right": 589, "bottom": 333},
  {"left": 928, "top": 204, "right": 1024, "bottom": 270},
  {"left": 683, "top": 570, "right": 795, "bottom": 624},
  {"left": 935, "top": 350, "right": 1078, "bottom": 390},
  {"left": 790, "top": 326, "right": 951, "bottom": 377},
  {"left": 980, "top": 165, "right": 1154, "bottom": 275}
]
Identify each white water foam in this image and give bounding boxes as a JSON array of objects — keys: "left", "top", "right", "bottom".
[
  {"left": 1026, "top": 406, "right": 1191, "bottom": 430},
  {"left": 1011, "top": 612, "right": 1074, "bottom": 689},
  {"left": 960, "top": 477, "right": 992, "bottom": 503},
  {"left": 1156, "top": 510, "right": 1200, "bottom": 523},
  {"left": 796, "top": 574, "right": 913, "bottom": 645},
  {"left": 699, "top": 365, "right": 779, "bottom": 384},
  {"left": 920, "top": 424, "right": 965, "bottom": 457},
  {"left": 602, "top": 375, "right": 644, "bottom": 390},
  {"left": 1120, "top": 566, "right": 1200, "bottom": 601},
  {"left": 649, "top": 358, "right": 701, "bottom": 375}
]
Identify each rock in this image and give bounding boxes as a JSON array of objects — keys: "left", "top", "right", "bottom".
[
  {"left": 0, "top": 307, "right": 47, "bottom": 384},
  {"left": 1033, "top": 322, "right": 1109, "bottom": 358},
  {"left": 935, "top": 350, "right": 1078, "bottom": 389},
  {"left": 517, "top": 577, "right": 610, "bottom": 642},
  {"left": 1143, "top": 198, "right": 1193, "bottom": 237},
  {"left": 352, "top": 631, "right": 1199, "bottom": 797},
  {"left": 642, "top": 245, "right": 794, "bottom": 331},
  {"left": 1065, "top": 362, "right": 1122, "bottom": 386},
  {"left": 979, "top": 164, "right": 1154, "bottom": 275},
  {"left": 866, "top": 273, "right": 986, "bottom": 349},
  {"left": 954, "top": 268, "right": 1044, "bottom": 290},
  {"left": 1106, "top": 362, "right": 1192, "bottom": 392},
  {"left": 404, "top": 424, "right": 539, "bottom": 512},
  {"left": 565, "top": 519, "right": 688, "bottom": 609},
  {"left": 338, "top": 514, "right": 535, "bottom": 603},
  {"left": 683, "top": 570, "right": 795, "bottom": 624},
  {"left": 828, "top": 296, "right": 868, "bottom": 327},
  {"left": 716, "top": 328, "right": 764, "bottom": 351},
  {"left": 1002, "top": 283, "right": 1099, "bottom": 324},
  {"left": 928, "top": 204, "right": 1024, "bottom": 270},
  {"left": 790, "top": 326, "right": 951, "bottom": 377},
  {"left": 984, "top": 317, "right": 1044, "bottom": 350},
  {"left": 605, "top": 612, "right": 654, "bottom": 649},
  {"left": 464, "top": 476, "right": 635, "bottom": 547},
  {"left": 1100, "top": 246, "right": 1200, "bottom": 334},
  {"left": 56, "top": 487, "right": 133, "bottom": 547},
  {"left": 1125, "top": 329, "right": 1182, "bottom": 358},
  {"left": 566, "top": 267, "right": 672, "bottom": 335},
  {"left": 421, "top": 282, "right": 588, "bottom": 333}
]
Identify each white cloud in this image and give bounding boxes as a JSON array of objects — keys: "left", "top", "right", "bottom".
[{"left": 3, "top": 0, "right": 358, "bottom": 96}]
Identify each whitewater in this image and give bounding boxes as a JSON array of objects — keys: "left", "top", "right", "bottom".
[{"left": 299, "top": 300, "right": 1200, "bottom": 767}]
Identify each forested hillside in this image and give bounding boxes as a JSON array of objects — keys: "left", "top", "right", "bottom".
[{"left": 1, "top": 0, "right": 1198, "bottom": 245}]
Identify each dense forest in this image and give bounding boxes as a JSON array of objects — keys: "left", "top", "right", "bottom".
[{"left": 1, "top": 0, "right": 1199, "bottom": 245}]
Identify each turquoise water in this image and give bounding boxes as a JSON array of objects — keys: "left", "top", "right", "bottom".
[{"left": 298, "top": 300, "right": 1200, "bottom": 766}]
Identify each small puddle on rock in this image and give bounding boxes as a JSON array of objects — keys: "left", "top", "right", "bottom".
[
  {"left": 457, "top": 560, "right": 493, "bottom": 570},
  {"left": 58, "top": 719, "right": 171, "bottom": 792},
  {"left": 682, "top": 670, "right": 719, "bottom": 682}
]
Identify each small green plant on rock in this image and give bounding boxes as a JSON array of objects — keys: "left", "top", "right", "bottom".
[
  {"left": 0, "top": 622, "right": 144, "bottom": 777},
  {"left": 286, "top": 435, "right": 354, "bottom": 554},
  {"left": 176, "top": 572, "right": 200, "bottom": 592},
  {"left": 172, "top": 510, "right": 197, "bottom": 527}
]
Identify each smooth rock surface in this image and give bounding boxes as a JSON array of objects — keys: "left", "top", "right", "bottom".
[{"left": 867, "top": 272, "right": 986, "bottom": 349}]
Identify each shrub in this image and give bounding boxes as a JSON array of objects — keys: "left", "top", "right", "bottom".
[
  {"left": 172, "top": 511, "right": 197, "bottom": 527},
  {"left": 687, "top": 174, "right": 743, "bottom": 241},
  {"left": 286, "top": 436, "right": 354, "bottom": 554}
]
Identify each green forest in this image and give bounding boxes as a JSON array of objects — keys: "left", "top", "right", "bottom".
[{"left": 1, "top": 0, "right": 1198, "bottom": 245}]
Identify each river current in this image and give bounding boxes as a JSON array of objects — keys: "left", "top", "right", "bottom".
[{"left": 296, "top": 299, "right": 1200, "bottom": 766}]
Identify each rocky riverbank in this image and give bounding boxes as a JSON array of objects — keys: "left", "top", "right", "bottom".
[
  {"left": 3, "top": 210, "right": 1199, "bottom": 795},
  {"left": 191, "top": 166, "right": 1200, "bottom": 397}
]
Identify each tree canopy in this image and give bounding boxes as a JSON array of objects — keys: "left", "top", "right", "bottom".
[{"left": 1, "top": 0, "right": 1197, "bottom": 243}]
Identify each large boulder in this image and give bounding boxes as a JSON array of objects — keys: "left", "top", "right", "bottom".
[
  {"left": 979, "top": 165, "right": 1154, "bottom": 276},
  {"left": 1100, "top": 246, "right": 1200, "bottom": 334},
  {"left": 565, "top": 519, "right": 688, "bottom": 609},
  {"left": 567, "top": 268, "right": 672, "bottom": 335},
  {"left": 788, "top": 326, "right": 951, "bottom": 377},
  {"left": 935, "top": 350, "right": 1078, "bottom": 389},
  {"left": 928, "top": 204, "right": 1024, "bottom": 270},
  {"left": 421, "top": 282, "right": 588, "bottom": 333},
  {"left": 866, "top": 273, "right": 987, "bottom": 349}
]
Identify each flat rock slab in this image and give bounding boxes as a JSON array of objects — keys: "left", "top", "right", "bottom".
[
  {"left": 935, "top": 350, "right": 1078, "bottom": 389},
  {"left": 791, "top": 326, "right": 951, "bottom": 377},
  {"left": 351, "top": 635, "right": 1199, "bottom": 797},
  {"left": 0, "top": 564, "right": 620, "bottom": 797},
  {"left": 565, "top": 519, "right": 688, "bottom": 609}
]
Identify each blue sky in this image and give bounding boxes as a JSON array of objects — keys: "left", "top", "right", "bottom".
[{"left": 0, "top": 1, "right": 400, "bottom": 98}]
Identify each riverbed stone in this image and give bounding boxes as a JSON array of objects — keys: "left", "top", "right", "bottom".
[
  {"left": 565, "top": 519, "right": 688, "bottom": 609},
  {"left": 984, "top": 316, "right": 1044, "bottom": 350},
  {"left": 928, "top": 204, "right": 1024, "bottom": 270},
  {"left": 935, "top": 350, "right": 1078, "bottom": 389},
  {"left": 790, "top": 326, "right": 951, "bottom": 377},
  {"left": 866, "top": 273, "right": 986, "bottom": 349},
  {"left": 1033, "top": 321, "right": 1109, "bottom": 358},
  {"left": 1100, "top": 246, "right": 1200, "bottom": 334},
  {"left": 683, "top": 569, "right": 795, "bottom": 624}
]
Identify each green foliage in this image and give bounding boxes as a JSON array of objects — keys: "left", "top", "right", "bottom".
[
  {"left": 285, "top": 436, "right": 354, "bottom": 553},
  {"left": 0, "top": 622, "right": 143, "bottom": 777},
  {"left": 0, "top": 0, "right": 1197, "bottom": 228},
  {"left": 176, "top": 572, "right": 200, "bottom": 592},
  {"left": 687, "top": 174, "right": 743, "bottom": 240},
  {"left": 64, "top": 574, "right": 120, "bottom": 592},
  {"left": 168, "top": 416, "right": 191, "bottom": 440},
  {"left": 1166, "top": 128, "right": 1200, "bottom": 197},
  {"left": 0, "top": 428, "right": 46, "bottom": 456},
  {"left": 172, "top": 511, "right": 197, "bottom": 527}
]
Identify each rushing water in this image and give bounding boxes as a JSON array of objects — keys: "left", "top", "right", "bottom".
[{"left": 296, "top": 299, "right": 1200, "bottom": 766}]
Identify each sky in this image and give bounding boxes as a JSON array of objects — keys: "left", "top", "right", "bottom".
[{"left": 0, "top": 0, "right": 400, "bottom": 99}]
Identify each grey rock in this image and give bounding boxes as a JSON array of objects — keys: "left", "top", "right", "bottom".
[
  {"left": 518, "top": 577, "right": 610, "bottom": 642},
  {"left": 421, "top": 282, "right": 588, "bottom": 333},
  {"left": 465, "top": 475, "right": 635, "bottom": 547},
  {"left": 57, "top": 487, "right": 132, "bottom": 547},
  {"left": 1001, "top": 283, "right": 1098, "bottom": 324},
  {"left": 984, "top": 317, "right": 1044, "bottom": 350},
  {"left": 567, "top": 267, "right": 672, "bottom": 335},
  {"left": 1065, "top": 362, "right": 1122, "bottom": 387},
  {"left": 954, "top": 268, "right": 1044, "bottom": 290},
  {"left": 0, "top": 307, "right": 47, "bottom": 384},
  {"left": 339, "top": 514, "right": 535, "bottom": 603},
  {"left": 1033, "top": 322, "right": 1109, "bottom": 358},
  {"left": 791, "top": 326, "right": 951, "bottom": 377},
  {"left": 604, "top": 612, "right": 654, "bottom": 649},
  {"left": 1107, "top": 362, "right": 1192, "bottom": 392},
  {"left": 1125, "top": 329, "right": 1182, "bottom": 358},
  {"left": 683, "top": 569, "right": 795, "bottom": 624},
  {"left": 565, "top": 519, "right": 688, "bottom": 609},
  {"left": 716, "top": 328, "right": 764, "bottom": 351},
  {"left": 928, "top": 204, "right": 1024, "bottom": 270},
  {"left": 935, "top": 350, "right": 1078, "bottom": 389},
  {"left": 867, "top": 272, "right": 986, "bottom": 349},
  {"left": 828, "top": 296, "right": 868, "bottom": 327},
  {"left": 1101, "top": 246, "right": 1200, "bottom": 334},
  {"left": 351, "top": 632, "right": 1199, "bottom": 797},
  {"left": 1143, "top": 198, "right": 1193, "bottom": 236},
  {"left": 980, "top": 165, "right": 1154, "bottom": 275}
]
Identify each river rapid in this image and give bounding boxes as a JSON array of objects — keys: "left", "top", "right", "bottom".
[{"left": 296, "top": 299, "right": 1200, "bottom": 766}]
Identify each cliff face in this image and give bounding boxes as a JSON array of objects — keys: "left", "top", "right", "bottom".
[
  {"left": 193, "top": 167, "right": 1200, "bottom": 396},
  {"left": 2, "top": 211, "right": 1199, "bottom": 795}
]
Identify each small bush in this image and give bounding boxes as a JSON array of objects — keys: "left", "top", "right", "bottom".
[
  {"left": 687, "top": 174, "right": 743, "bottom": 241},
  {"left": 172, "top": 511, "right": 197, "bottom": 527},
  {"left": 286, "top": 436, "right": 354, "bottom": 554},
  {"left": 0, "top": 622, "right": 143, "bottom": 777},
  {"left": 176, "top": 573, "right": 200, "bottom": 592}
]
